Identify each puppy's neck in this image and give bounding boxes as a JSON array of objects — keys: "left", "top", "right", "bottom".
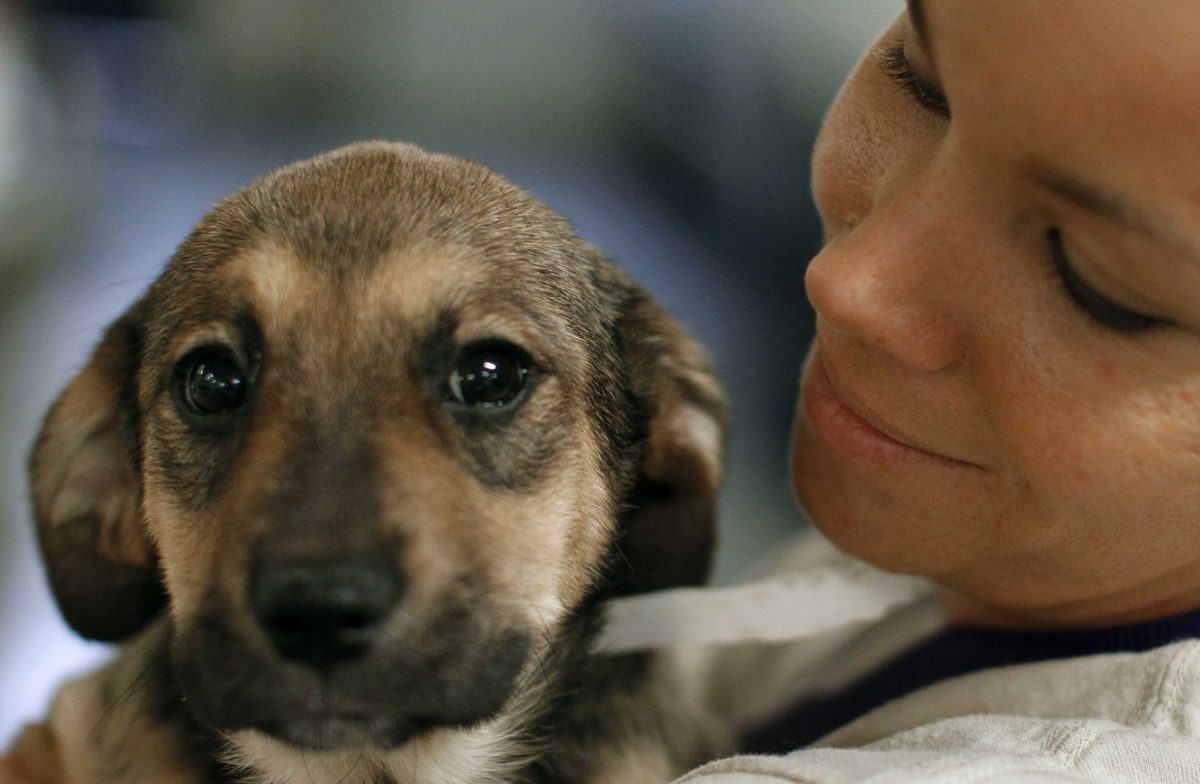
[{"left": 218, "top": 609, "right": 600, "bottom": 784}]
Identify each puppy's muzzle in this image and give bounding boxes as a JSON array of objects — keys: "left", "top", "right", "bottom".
[
  {"left": 251, "top": 556, "right": 402, "bottom": 668},
  {"left": 174, "top": 542, "right": 531, "bottom": 750}
]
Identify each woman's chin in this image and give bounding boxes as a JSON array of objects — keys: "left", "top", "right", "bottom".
[{"left": 790, "top": 415, "right": 978, "bottom": 579}]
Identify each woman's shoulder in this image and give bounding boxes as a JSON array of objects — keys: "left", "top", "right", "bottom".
[
  {"left": 824, "top": 637, "right": 1200, "bottom": 746},
  {"left": 680, "top": 639, "right": 1200, "bottom": 783}
]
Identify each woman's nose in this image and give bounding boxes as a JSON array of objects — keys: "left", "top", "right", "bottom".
[{"left": 805, "top": 206, "right": 967, "bottom": 374}]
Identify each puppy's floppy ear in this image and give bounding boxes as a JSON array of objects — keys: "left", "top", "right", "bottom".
[
  {"left": 29, "top": 302, "right": 165, "bottom": 641},
  {"left": 605, "top": 266, "right": 728, "bottom": 594}
]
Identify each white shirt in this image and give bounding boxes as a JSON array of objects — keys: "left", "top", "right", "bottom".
[{"left": 669, "top": 535, "right": 1200, "bottom": 784}]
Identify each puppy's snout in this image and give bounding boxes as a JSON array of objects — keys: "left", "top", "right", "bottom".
[{"left": 252, "top": 558, "right": 402, "bottom": 668}]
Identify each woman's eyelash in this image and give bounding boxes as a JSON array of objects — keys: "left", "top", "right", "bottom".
[
  {"left": 878, "top": 41, "right": 949, "bottom": 117},
  {"left": 1047, "top": 229, "right": 1163, "bottom": 333}
]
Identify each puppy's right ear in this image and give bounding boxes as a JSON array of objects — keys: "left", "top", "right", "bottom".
[{"left": 29, "top": 304, "right": 165, "bottom": 641}]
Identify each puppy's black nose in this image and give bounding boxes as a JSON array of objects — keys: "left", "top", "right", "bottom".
[{"left": 252, "top": 559, "right": 402, "bottom": 667}]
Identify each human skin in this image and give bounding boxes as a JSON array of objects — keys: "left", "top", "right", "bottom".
[{"left": 792, "top": 0, "right": 1200, "bottom": 629}]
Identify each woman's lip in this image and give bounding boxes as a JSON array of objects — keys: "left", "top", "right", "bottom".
[{"left": 801, "top": 351, "right": 979, "bottom": 470}]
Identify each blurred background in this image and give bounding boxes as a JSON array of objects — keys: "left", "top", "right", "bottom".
[{"left": 0, "top": 0, "right": 899, "bottom": 743}]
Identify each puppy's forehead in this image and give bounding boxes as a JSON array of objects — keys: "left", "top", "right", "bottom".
[
  {"left": 152, "top": 144, "right": 602, "bottom": 349},
  {"left": 211, "top": 141, "right": 590, "bottom": 284},
  {"left": 218, "top": 240, "right": 551, "bottom": 343}
]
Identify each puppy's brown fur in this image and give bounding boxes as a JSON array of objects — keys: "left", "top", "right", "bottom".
[{"left": 11, "top": 142, "right": 730, "bottom": 783}]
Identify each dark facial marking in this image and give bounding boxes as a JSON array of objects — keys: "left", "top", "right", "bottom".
[
  {"left": 410, "top": 308, "right": 567, "bottom": 491},
  {"left": 262, "top": 419, "right": 385, "bottom": 549},
  {"left": 144, "top": 303, "right": 265, "bottom": 510}
]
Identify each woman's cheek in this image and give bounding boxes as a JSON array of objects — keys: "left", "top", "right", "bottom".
[
  {"left": 1024, "top": 408, "right": 1200, "bottom": 590},
  {"left": 1000, "top": 374, "right": 1185, "bottom": 544}
]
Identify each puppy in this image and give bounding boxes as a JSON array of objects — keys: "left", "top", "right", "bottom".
[{"left": 8, "top": 142, "right": 730, "bottom": 784}]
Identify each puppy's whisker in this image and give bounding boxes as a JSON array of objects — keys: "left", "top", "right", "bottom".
[
  {"left": 518, "top": 599, "right": 558, "bottom": 692},
  {"left": 302, "top": 747, "right": 317, "bottom": 784},
  {"left": 528, "top": 639, "right": 554, "bottom": 694},
  {"left": 88, "top": 648, "right": 169, "bottom": 740},
  {"left": 96, "top": 274, "right": 158, "bottom": 293},
  {"left": 611, "top": 542, "right": 635, "bottom": 574},
  {"left": 333, "top": 752, "right": 365, "bottom": 784}
]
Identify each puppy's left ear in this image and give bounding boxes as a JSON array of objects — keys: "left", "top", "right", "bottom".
[{"left": 604, "top": 265, "right": 728, "bottom": 594}]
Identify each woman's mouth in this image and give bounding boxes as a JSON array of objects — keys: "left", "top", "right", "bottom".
[{"left": 800, "top": 350, "right": 978, "bottom": 471}]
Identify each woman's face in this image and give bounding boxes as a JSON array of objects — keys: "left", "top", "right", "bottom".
[{"left": 793, "top": 0, "right": 1200, "bottom": 626}]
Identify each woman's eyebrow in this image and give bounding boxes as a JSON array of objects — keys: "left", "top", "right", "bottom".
[{"left": 1034, "top": 167, "right": 1200, "bottom": 261}]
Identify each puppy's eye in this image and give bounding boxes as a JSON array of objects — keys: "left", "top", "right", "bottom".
[
  {"left": 177, "top": 348, "right": 248, "bottom": 418},
  {"left": 446, "top": 344, "right": 530, "bottom": 409}
]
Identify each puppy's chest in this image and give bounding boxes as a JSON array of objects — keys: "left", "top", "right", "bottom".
[{"left": 222, "top": 729, "right": 536, "bottom": 784}]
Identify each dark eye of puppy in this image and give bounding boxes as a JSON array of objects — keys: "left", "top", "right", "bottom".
[
  {"left": 445, "top": 342, "right": 531, "bottom": 410},
  {"left": 174, "top": 346, "right": 249, "bottom": 424}
]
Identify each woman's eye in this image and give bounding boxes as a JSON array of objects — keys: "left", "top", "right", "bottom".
[
  {"left": 176, "top": 347, "right": 249, "bottom": 420},
  {"left": 878, "top": 39, "right": 949, "bottom": 118},
  {"left": 1047, "top": 229, "right": 1164, "bottom": 333},
  {"left": 445, "top": 343, "right": 531, "bottom": 409}
]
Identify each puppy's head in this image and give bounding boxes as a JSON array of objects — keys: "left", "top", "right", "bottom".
[{"left": 29, "top": 142, "right": 725, "bottom": 751}]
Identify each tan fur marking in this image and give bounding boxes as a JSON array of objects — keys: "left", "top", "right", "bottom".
[
  {"left": 142, "top": 408, "right": 297, "bottom": 619},
  {"left": 370, "top": 420, "right": 600, "bottom": 635},
  {"left": 222, "top": 244, "right": 318, "bottom": 338}
]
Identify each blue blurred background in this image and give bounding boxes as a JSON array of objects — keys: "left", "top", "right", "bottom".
[{"left": 0, "top": 0, "right": 899, "bottom": 743}]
